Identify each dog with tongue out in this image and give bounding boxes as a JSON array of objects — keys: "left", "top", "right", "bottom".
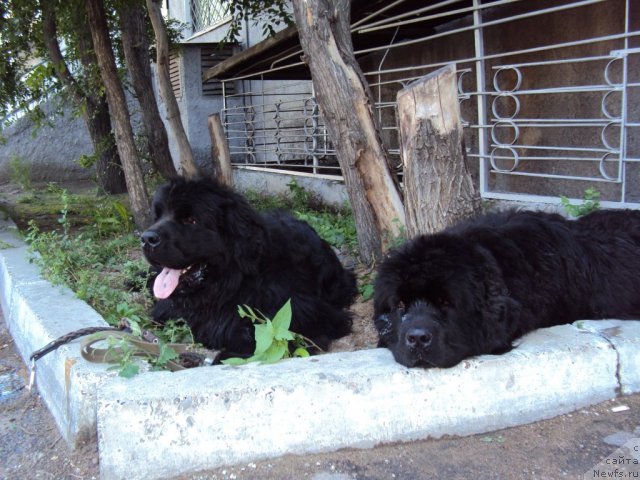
[{"left": 141, "top": 177, "right": 357, "bottom": 360}]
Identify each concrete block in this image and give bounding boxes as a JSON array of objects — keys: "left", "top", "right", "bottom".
[
  {"left": 576, "top": 319, "right": 640, "bottom": 394},
  {"left": 97, "top": 324, "right": 618, "bottom": 480},
  {"left": 0, "top": 230, "right": 113, "bottom": 447},
  {"left": 0, "top": 244, "right": 48, "bottom": 315}
]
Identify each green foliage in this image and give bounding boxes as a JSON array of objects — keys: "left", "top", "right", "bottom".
[
  {"left": 222, "top": 0, "right": 294, "bottom": 45},
  {"left": 8, "top": 155, "right": 32, "bottom": 190},
  {"left": 287, "top": 180, "right": 358, "bottom": 255},
  {"left": 244, "top": 180, "right": 358, "bottom": 256},
  {"left": 19, "top": 186, "right": 197, "bottom": 377},
  {"left": 90, "top": 199, "right": 134, "bottom": 237},
  {"left": 106, "top": 336, "right": 141, "bottom": 378},
  {"left": 358, "top": 272, "right": 375, "bottom": 301},
  {"left": 23, "top": 189, "right": 150, "bottom": 326},
  {"left": 560, "top": 188, "right": 601, "bottom": 217},
  {"left": 156, "top": 319, "right": 195, "bottom": 344},
  {"left": 222, "top": 300, "right": 311, "bottom": 365}
]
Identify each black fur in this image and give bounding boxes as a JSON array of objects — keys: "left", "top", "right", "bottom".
[
  {"left": 373, "top": 209, "right": 640, "bottom": 368},
  {"left": 142, "top": 178, "right": 357, "bottom": 358}
]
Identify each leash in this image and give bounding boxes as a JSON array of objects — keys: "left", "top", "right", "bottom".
[
  {"left": 28, "top": 325, "right": 122, "bottom": 391},
  {"left": 28, "top": 323, "right": 221, "bottom": 391}
]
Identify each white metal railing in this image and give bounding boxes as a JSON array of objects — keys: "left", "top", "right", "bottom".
[{"left": 219, "top": 0, "right": 639, "bottom": 207}]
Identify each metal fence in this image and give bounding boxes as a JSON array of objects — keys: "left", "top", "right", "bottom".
[{"left": 220, "top": 0, "right": 640, "bottom": 207}]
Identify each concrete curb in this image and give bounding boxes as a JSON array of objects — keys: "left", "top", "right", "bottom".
[
  {"left": 1, "top": 214, "right": 639, "bottom": 480},
  {"left": 0, "top": 217, "right": 115, "bottom": 446}
]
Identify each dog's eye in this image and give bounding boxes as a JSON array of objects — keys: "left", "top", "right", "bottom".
[
  {"left": 436, "top": 297, "right": 450, "bottom": 307},
  {"left": 182, "top": 217, "right": 197, "bottom": 225}
]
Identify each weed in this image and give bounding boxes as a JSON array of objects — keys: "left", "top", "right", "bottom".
[
  {"left": 244, "top": 180, "right": 359, "bottom": 256},
  {"left": 222, "top": 300, "right": 312, "bottom": 365},
  {"left": 560, "top": 188, "right": 601, "bottom": 217},
  {"left": 106, "top": 336, "right": 142, "bottom": 378},
  {"left": 358, "top": 271, "right": 375, "bottom": 301},
  {"left": 287, "top": 178, "right": 316, "bottom": 210}
]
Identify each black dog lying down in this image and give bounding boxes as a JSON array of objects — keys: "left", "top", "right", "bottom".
[
  {"left": 374, "top": 209, "right": 640, "bottom": 368},
  {"left": 141, "top": 178, "right": 357, "bottom": 359}
]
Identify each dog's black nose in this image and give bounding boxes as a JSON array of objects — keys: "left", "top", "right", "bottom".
[
  {"left": 141, "top": 230, "right": 161, "bottom": 248},
  {"left": 405, "top": 327, "right": 432, "bottom": 350}
]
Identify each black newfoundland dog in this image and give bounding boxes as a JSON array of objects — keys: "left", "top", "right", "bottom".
[
  {"left": 374, "top": 209, "right": 640, "bottom": 368},
  {"left": 141, "top": 178, "right": 357, "bottom": 358}
]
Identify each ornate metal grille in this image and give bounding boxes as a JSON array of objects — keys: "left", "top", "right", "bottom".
[{"left": 220, "top": 0, "right": 640, "bottom": 207}]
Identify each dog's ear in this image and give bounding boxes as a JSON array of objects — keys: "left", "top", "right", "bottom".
[
  {"left": 223, "top": 197, "right": 266, "bottom": 275},
  {"left": 477, "top": 246, "right": 522, "bottom": 351}
]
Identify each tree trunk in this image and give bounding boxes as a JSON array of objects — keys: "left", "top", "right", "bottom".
[
  {"left": 119, "top": 0, "right": 178, "bottom": 180},
  {"left": 145, "top": 0, "right": 199, "bottom": 179},
  {"left": 86, "top": 96, "right": 129, "bottom": 194},
  {"left": 208, "top": 113, "right": 233, "bottom": 186},
  {"left": 397, "top": 65, "right": 480, "bottom": 236},
  {"left": 292, "top": 0, "right": 405, "bottom": 265},
  {"left": 86, "top": 0, "right": 151, "bottom": 229},
  {"left": 40, "top": 0, "right": 127, "bottom": 194}
]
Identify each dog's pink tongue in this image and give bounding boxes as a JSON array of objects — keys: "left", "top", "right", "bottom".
[{"left": 153, "top": 267, "right": 181, "bottom": 299}]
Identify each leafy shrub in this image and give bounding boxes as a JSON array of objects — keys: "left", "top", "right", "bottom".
[
  {"left": 560, "top": 188, "right": 601, "bottom": 217},
  {"left": 222, "top": 300, "right": 311, "bottom": 365}
]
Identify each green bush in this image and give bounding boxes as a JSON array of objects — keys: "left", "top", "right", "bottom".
[{"left": 560, "top": 188, "right": 601, "bottom": 217}]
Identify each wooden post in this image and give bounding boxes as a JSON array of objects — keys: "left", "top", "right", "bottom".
[
  {"left": 397, "top": 64, "right": 480, "bottom": 237},
  {"left": 207, "top": 113, "right": 233, "bottom": 187}
]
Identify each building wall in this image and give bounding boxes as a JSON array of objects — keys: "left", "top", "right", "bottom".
[{"left": 0, "top": 102, "right": 95, "bottom": 184}]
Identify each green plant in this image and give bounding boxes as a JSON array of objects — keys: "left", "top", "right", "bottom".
[
  {"left": 287, "top": 179, "right": 315, "bottom": 210},
  {"left": 560, "top": 188, "right": 601, "bottom": 217},
  {"left": 245, "top": 181, "right": 359, "bottom": 256},
  {"left": 90, "top": 199, "right": 134, "bottom": 237},
  {"left": 358, "top": 271, "right": 375, "bottom": 301},
  {"left": 8, "top": 154, "right": 31, "bottom": 190},
  {"left": 24, "top": 218, "right": 152, "bottom": 329},
  {"left": 104, "top": 335, "right": 179, "bottom": 379},
  {"left": 222, "top": 300, "right": 312, "bottom": 365},
  {"left": 157, "top": 319, "right": 195, "bottom": 344},
  {"left": 105, "top": 335, "right": 143, "bottom": 378}
]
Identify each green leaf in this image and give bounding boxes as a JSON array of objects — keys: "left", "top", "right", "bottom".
[
  {"left": 274, "top": 329, "right": 295, "bottom": 341},
  {"left": 293, "top": 347, "right": 310, "bottom": 358},
  {"left": 359, "top": 283, "right": 374, "bottom": 301},
  {"left": 271, "top": 299, "right": 292, "bottom": 332},
  {"left": 221, "top": 357, "right": 249, "bottom": 366},
  {"left": 127, "top": 319, "right": 142, "bottom": 338},
  {"left": 254, "top": 321, "right": 274, "bottom": 355},
  {"left": 118, "top": 363, "right": 140, "bottom": 378},
  {"left": 260, "top": 341, "right": 288, "bottom": 364},
  {"left": 156, "top": 343, "right": 178, "bottom": 365}
]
